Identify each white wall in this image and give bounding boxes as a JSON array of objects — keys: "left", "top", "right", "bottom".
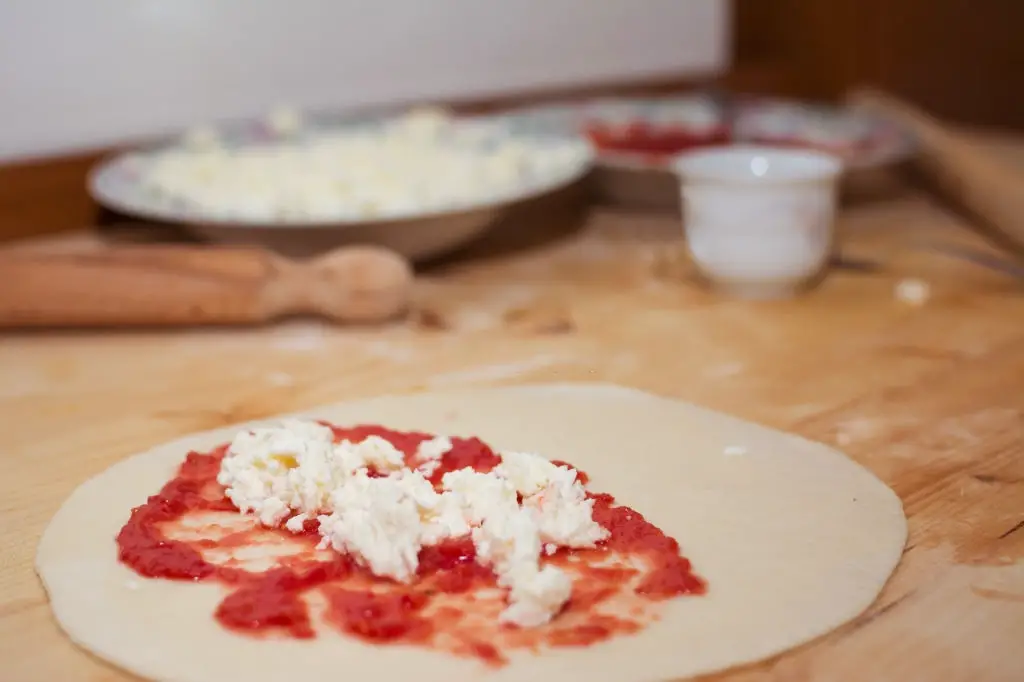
[{"left": 0, "top": 0, "right": 729, "bottom": 161}]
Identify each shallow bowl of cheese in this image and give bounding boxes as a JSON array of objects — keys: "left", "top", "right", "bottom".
[{"left": 88, "top": 108, "right": 594, "bottom": 260}]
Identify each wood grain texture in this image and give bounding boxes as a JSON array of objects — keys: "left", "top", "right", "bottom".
[
  {"left": 0, "top": 245, "right": 414, "bottom": 327},
  {"left": 1, "top": 168, "right": 1023, "bottom": 679},
  {"left": 0, "top": 150, "right": 107, "bottom": 241},
  {"left": 850, "top": 89, "right": 1024, "bottom": 258},
  {"left": 734, "top": 0, "right": 1024, "bottom": 128}
]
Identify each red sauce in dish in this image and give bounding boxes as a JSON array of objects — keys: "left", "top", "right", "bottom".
[
  {"left": 584, "top": 120, "right": 730, "bottom": 161},
  {"left": 116, "top": 425, "right": 705, "bottom": 666}
]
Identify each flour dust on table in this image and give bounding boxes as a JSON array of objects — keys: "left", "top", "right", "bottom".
[{"left": 36, "top": 383, "right": 906, "bottom": 682}]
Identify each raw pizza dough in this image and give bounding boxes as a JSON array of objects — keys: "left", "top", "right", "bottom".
[{"left": 36, "top": 383, "right": 907, "bottom": 682}]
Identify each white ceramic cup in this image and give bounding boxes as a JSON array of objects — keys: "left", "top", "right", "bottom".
[{"left": 674, "top": 146, "right": 843, "bottom": 299}]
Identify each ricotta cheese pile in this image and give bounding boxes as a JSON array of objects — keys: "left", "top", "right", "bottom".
[
  {"left": 217, "top": 419, "right": 609, "bottom": 627},
  {"left": 139, "top": 108, "right": 588, "bottom": 222}
]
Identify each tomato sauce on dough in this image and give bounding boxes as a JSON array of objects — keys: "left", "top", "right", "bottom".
[{"left": 116, "top": 425, "right": 705, "bottom": 666}]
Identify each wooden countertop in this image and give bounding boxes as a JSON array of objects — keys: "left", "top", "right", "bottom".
[{"left": 1, "top": 173, "right": 1022, "bottom": 681}]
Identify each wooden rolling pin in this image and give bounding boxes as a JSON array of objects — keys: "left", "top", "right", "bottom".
[
  {"left": 0, "top": 244, "right": 414, "bottom": 327},
  {"left": 848, "top": 88, "right": 1024, "bottom": 260}
]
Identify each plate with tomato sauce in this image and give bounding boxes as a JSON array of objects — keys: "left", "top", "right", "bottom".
[{"left": 491, "top": 94, "right": 914, "bottom": 209}]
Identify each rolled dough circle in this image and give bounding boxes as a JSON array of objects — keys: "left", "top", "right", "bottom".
[{"left": 37, "top": 383, "right": 906, "bottom": 682}]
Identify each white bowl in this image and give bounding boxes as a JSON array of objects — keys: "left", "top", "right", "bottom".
[
  {"left": 88, "top": 115, "right": 594, "bottom": 262},
  {"left": 674, "top": 146, "right": 843, "bottom": 298}
]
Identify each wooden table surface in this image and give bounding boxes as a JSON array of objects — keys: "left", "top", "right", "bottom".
[{"left": 1, "top": 168, "right": 1022, "bottom": 681}]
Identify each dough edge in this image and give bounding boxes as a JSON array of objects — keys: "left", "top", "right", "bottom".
[{"left": 36, "top": 382, "right": 908, "bottom": 682}]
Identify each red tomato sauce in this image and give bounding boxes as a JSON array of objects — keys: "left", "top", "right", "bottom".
[
  {"left": 116, "top": 424, "right": 705, "bottom": 666},
  {"left": 584, "top": 120, "right": 731, "bottom": 161}
]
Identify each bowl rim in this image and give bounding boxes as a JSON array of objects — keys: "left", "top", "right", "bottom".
[
  {"left": 672, "top": 145, "right": 844, "bottom": 186},
  {"left": 86, "top": 116, "right": 595, "bottom": 230}
]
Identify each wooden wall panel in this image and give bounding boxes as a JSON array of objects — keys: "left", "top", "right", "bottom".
[
  {"left": 0, "top": 152, "right": 107, "bottom": 242},
  {"left": 874, "top": 0, "right": 1023, "bottom": 128},
  {"left": 735, "top": 0, "right": 1024, "bottom": 128}
]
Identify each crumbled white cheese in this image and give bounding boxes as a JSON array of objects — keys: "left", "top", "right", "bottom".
[
  {"left": 414, "top": 435, "right": 452, "bottom": 477},
  {"left": 284, "top": 513, "right": 310, "bottom": 533},
  {"left": 441, "top": 468, "right": 517, "bottom": 521},
  {"left": 317, "top": 467, "right": 470, "bottom": 581},
  {"left": 494, "top": 450, "right": 575, "bottom": 497},
  {"left": 180, "top": 124, "right": 221, "bottom": 150},
  {"left": 470, "top": 491, "right": 573, "bottom": 627},
  {"left": 446, "top": 453, "right": 606, "bottom": 625},
  {"left": 336, "top": 435, "right": 406, "bottom": 473},
  {"left": 523, "top": 478, "right": 608, "bottom": 549},
  {"left": 499, "top": 564, "right": 573, "bottom": 628},
  {"left": 217, "top": 419, "right": 342, "bottom": 527},
  {"left": 895, "top": 278, "right": 930, "bottom": 306},
  {"left": 265, "top": 105, "right": 303, "bottom": 136},
  {"left": 418, "top": 435, "right": 453, "bottom": 461},
  {"left": 496, "top": 451, "right": 608, "bottom": 549},
  {"left": 218, "top": 420, "right": 412, "bottom": 530},
  {"left": 139, "top": 108, "right": 589, "bottom": 222},
  {"left": 389, "top": 106, "right": 452, "bottom": 140},
  {"left": 392, "top": 469, "right": 471, "bottom": 544},
  {"left": 318, "top": 470, "right": 424, "bottom": 582},
  {"left": 217, "top": 422, "right": 608, "bottom": 628}
]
